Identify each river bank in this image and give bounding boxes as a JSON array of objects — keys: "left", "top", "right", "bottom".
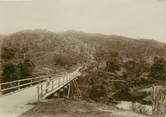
[{"left": 19, "top": 99, "right": 149, "bottom": 117}]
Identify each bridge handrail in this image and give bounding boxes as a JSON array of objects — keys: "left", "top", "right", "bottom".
[
  {"left": 38, "top": 70, "right": 80, "bottom": 99},
  {"left": 0, "top": 73, "right": 60, "bottom": 94},
  {"left": 0, "top": 78, "right": 46, "bottom": 92},
  {"left": 0, "top": 67, "right": 81, "bottom": 95},
  {"left": 0, "top": 76, "right": 44, "bottom": 86},
  {"left": 0, "top": 73, "right": 59, "bottom": 86}
]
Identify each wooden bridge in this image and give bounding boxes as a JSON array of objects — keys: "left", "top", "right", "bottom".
[{"left": 0, "top": 67, "right": 81, "bottom": 117}]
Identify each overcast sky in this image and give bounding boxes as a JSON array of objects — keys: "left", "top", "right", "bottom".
[{"left": 0, "top": 0, "right": 166, "bottom": 42}]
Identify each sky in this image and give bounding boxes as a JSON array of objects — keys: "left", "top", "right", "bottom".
[{"left": 0, "top": 0, "right": 166, "bottom": 42}]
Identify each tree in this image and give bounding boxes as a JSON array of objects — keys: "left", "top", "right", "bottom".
[
  {"left": 149, "top": 56, "right": 166, "bottom": 80},
  {"left": 89, "top": 84, "right": 106, "bottom": 101},
  {"left": 105, "top": 51, "right": 120, "bottom": 72},
  {"left": 2, "top": 63, "right": 18, "bottom": 82},
  {"left": 1, "top": 47, "right": 15, "bottom": 61},
  {"left": 17, "top": 58, "right": 35, "bottom": 79}
]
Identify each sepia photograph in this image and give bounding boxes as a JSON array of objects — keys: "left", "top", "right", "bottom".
[{"left": 0, "top": 0, "right": 166, "bottom": 117}]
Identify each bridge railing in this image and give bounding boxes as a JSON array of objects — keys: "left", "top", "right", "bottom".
[
  {"left": 0, "top": 74, "right": 60, "bottom": 95},
  {"left": 37, "top": 70, "right": 80, "bottom": 99},
  {"left": 0, "top": 67, "right": 81, "bottom": 97}
]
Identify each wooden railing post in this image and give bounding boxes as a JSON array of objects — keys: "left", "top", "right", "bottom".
[
  {"left": 31, "top": 79, "right": 33, "bottom": 86},
  {"left": 67, "top": 84, "right": 71, "bottom": 98},
  {"left": 40, "top": 85, "right": 43, "bottom": 97},
  {"left": 0, "top": 84, "right": 2, "bottom": 96},
  {"left": 18, "top": 81, "right": 20, "bottom": 90},
  {"left": 37, "top": 86, "right": 40, "bottom": 103}
]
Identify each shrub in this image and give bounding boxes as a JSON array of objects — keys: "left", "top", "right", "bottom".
[
  {"left": 53, "top": 53, "right": 77, "bottom": 67},
  {"left": 17, "top": 58, "right": 35, "bottom": 79},
  {"left": 2, "top": 62, "right": 18, "bottom": 82},
  {"left": 1, "top": 47, "right": 15, "bottom": 61},
  {"left": 149, "top": 56, "right": 166, "bottom": 80},
  {"left": 89, "top": 84, "right": 106, "bottom": 101}
]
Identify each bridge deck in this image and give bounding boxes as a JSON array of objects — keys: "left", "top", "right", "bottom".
[
  {"left": 0, "top": 85, "right": 39, "bottom": 117},
  {"left": 0, "top": 68, "right": 80, "bottom": 117}
]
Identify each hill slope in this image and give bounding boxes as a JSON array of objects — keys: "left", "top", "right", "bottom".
[{"left": 1, "top": 29, "right": 166, "bottom": 80}]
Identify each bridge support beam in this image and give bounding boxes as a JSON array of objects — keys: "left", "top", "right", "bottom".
[
  {"left": 55, "top": 84, "right": 72, "bottom": 99},
  {"left": 67, "top": 84, "right": 71, "bottom": 98},
  {"left": 71, "top": 79, "right": 81, "bottom": 99},
  {"left": 63, "top": 87, "right": 66, "bottom": 98},
  {"left": 41, "top": 78, "right": 81, "bottom": 100}
]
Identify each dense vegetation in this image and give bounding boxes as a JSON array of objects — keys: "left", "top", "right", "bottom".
[{"left": 1, "top": 29, "right": 166, "bottom": 103}]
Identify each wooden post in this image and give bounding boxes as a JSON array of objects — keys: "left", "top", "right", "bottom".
[
  {"left": 67, "top": 84, "right": 71, "bottom": 98},
  {"left": 31, "top": 79, "right": 33, "bottom": 86},
  {"left": 37, "top": 86, "right": 40, "bottom": 103},
  {"left": 18, "top": 81, "right": 20, "bottom": 90},
  {"left": 40, "top": 85, "right": 43, "bottom": 97},
  {"left": 152, "top": 86, "right": 166, "bottom": 117},
  {"left": 0, "top": 84, "right": 2, "bottom": 96}
]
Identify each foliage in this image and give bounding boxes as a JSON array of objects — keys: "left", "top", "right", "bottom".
[
  {"left": 1, "top": 47, "right": 15, "bottom": 61},
  {"left": 149, "top": 56, "right": 166, "bottom": 80},
  {"left": 17, "top": 58, "right": 35, "bottom": 79},
  {"left": 1, "top": 40, "right": 35, "bottom": 82},
  {"left": 2, "top": 58, "right": 35, "bottom": 82},
  {"left": 53, "top": 53, "right": 78, "bottom": 67},
  {"left": 89, "top": 84, "right": 106, "bottom": 101},
  {"left": 2, "top": 62, "right": 18, "bottom": 82}
]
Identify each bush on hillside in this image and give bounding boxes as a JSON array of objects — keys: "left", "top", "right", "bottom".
[
  {"left": 149, "top": 56, "right": 166, "bottom": 80},
  {"left": 17, "top": 58, "right": 35, "bottom": 79},
  {"left": 89, "top": 84, "right": 107, "bottom": 101},
  {"left": 1, "top": 47, "right": 16, "bottom": 61},
  {"left": 53, "top": 53, "right": 78, "bottom": 67},
  {"left": 2, "top": 62, "right": 18, "bottom": 82},
  {"left": 2, "top": 58, "right": 35, "bottom": 82}
]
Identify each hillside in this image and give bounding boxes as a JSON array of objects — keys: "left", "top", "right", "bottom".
[
  {"left": 60, "top": 30, "right": 166, "bottom": 60},
  {"left": 1, "top": 30, "right": 92, "bottom": 77},
  {"left": 2, "top": 30, "right": 166, "bottom": 61},
  {"left": 1, "top": 29, "right": 166, "bottom": 79}
]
